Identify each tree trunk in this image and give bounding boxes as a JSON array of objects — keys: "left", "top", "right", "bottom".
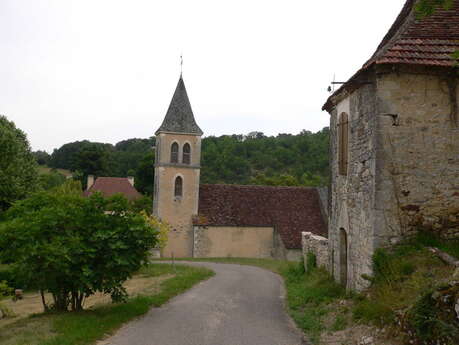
[{"left": 40, "top": 289, "right": 48, "bottom": 312}]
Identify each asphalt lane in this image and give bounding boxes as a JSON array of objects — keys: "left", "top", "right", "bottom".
[{"left": 101, "top": 262, "right": 307, "bottom": 345}]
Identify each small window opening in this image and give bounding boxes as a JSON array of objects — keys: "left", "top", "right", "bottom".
[
  {"left": 338, "top": 112, "right": 349, "bottom": 176},
  {"left": 174, "top": 176, "right": 183, "bottom": 197},
  {"left": 171, "top": 142, "right": 179, "bottom": 163},
  {"left": 182, "top": 143, "right": 191, "bottom": 164}
]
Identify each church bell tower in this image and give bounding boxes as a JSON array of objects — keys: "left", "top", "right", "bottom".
[{"left": 153, "top": 76, "right": 203, "bottom": 258}]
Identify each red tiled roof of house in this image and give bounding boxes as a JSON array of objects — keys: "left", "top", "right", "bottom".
[
  {"left": 83, "top": 177, "right": 142, "bottom": 201},
  {"left": 366, "top": 0, "right": 459, "bottom": 67},
  {"left": 193, "top": 184, "right": 327, "bottom": 250},
  {"left": 323, "top": 0, "right": 459, "bottom": 111}
]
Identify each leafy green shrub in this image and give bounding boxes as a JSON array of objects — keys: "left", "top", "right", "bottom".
[
  {"left": 0, "top": 280, "right": 13, "bottom": 298},
  {"left": 407, "top": 290, "right": 459, "bottom": 344},
  {"left": 0, "top": 183, "right": 158, "bottom": 312}
]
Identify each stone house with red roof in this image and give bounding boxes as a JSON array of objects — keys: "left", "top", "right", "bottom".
[
  {"left": 83, "top": 175, "right": 141, "bottom": 201},
  {"left": 323, "top": 0, "right": 459, "bottom": 290},
  {"left": 153, "top": 76, "right": 327, "bottom": 260}
]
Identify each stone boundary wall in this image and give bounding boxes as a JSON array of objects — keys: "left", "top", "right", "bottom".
[{"left": 302, "top": 232, "right": 329, "bottom": 270}]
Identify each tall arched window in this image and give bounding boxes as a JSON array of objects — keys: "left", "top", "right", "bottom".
[
  {"left": 174, "top": 176, "right": 183, "bottom": 197},
  {"left": 170, "top": 142, "right": 179, "bottom": 163},
  {"left": 182, "top": 143, "right": 191, "bottom": 164},
  {"left": 338, "top": 112, "right": 349, "bottom": 176}
]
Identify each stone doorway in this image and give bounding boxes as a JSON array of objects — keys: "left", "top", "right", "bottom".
[{"left": 339, "top": 228, "right": 348, "bottom": 288}]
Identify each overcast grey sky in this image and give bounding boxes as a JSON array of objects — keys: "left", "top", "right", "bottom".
[{"left": 1, "top": 0, "right": 405, "bottom": 152}]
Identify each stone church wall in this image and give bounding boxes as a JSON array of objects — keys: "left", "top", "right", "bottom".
[
  {"left": 328, "top": 67, "right": 458, "bottom": 291},
  {"left": 374, "top": 67, "right": 459, "bottom": 244},
  {"left": 193, "top": 226, "right": 274, "bottom": 258},
  {"left": 329, "top": 77, "right": 378, "bottom": 291}
]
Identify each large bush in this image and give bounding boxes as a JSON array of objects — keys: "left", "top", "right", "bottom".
[
  {"left": 0, "top": 182, "right": 158, "bottom": 311},
  {"left": 0, "top": 115, "right": 39, "bottom": 212}
]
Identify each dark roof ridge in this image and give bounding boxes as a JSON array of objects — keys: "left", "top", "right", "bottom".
[
  {"left": 199, "top": 183, "right": 318, "bottom": 190},
  {"left": 84, "top": 176, "right": 141, "bottom": 201}
]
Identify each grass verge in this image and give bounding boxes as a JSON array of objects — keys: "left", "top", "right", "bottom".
[{"left": 0, "top": 263, "right": 214, "bottom": 345}]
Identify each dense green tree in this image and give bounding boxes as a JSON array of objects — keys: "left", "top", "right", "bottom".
[
  {"left": 0, "top": 182, "right": 158, "bottom": 311},
  {"left": 32, "top": 150, "right": 51, "bottom": 165},
  {"left": 38, "top": 170, "right": 67, "bottom": 190},
  {"left": 0, "top": 115, "right": 40, "bottom": 212},
  {"left": 135, "top": 151, "right": 155, "bottom": 195}
]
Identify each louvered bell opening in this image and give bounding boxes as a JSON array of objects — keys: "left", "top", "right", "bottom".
[
  {"left": 171, "top": 142, "right": 179, "bottom": 163},
  {"left": 182, "top": 143, "right": 191, "bottom": 165}
]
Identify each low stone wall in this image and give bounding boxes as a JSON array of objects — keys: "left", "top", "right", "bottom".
[{"left": 302, "top": 232, "right": 329, "bottom": 270}]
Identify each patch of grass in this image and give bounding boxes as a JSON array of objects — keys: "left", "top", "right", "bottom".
[
  {"left": 330, "top": 314, "right": 348, "bottom": 332},
  {"left": 0, "top": 316, "right": 55, "bottom": 345},
  {"left": 352, "top": 242, "right": 455, "bottom": 327},
  {"left": 414, "top": 231, "right": 459, "bottom": 259},
  {"left": 0, "top": 264, "right": 214, "bottom": 345},
  {"left": 37, "top": 166, "right": 72, "bottom": 178}
]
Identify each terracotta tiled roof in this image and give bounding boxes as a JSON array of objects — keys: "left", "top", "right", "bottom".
[
  {"left": 323, "top": 0, "right": 459, "bottom": 111},
  {"left": 366, "top": 0, "right": 459, "bottom": 67},
  {"left": 193, "top": 184, "right": 327, "bottom": 249},
  {"left": 83, "top": 177, "right": 142, "bottom": 201}
]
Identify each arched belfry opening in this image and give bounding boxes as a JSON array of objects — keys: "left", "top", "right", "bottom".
[
  {"left": 183, "top": 143, "right": 191, "bottom": 164},
  {"left": 339, "top": 228, "right": 348, "bottom": 288},
  {"left": 171, "top": 142, "right": 179, "bottom": 163}
]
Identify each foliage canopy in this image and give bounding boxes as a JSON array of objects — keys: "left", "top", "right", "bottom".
[
  {"left": 0, "top": 182, "right": 158, "bottom": 311},
  {"left": 41, "top": 128, "right": 329, "bottom": 191},
  {"left": 0, "top": 115, "right": 39, "bottom": 212}
]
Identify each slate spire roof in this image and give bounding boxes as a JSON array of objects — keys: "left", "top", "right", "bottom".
[{"left": 155, "top": 76, "right": 203, "bottom": 135}]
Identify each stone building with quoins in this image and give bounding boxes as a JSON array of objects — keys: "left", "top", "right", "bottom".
[
  {"left": 322, "top": 0, "right": 459, "bottom": 290},
  {"left": 153, "top": 76, "right": 327, "bottom": 259}
]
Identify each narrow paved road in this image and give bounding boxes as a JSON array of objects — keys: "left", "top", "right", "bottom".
[{"left": 101, "top": 262, "right": 307, "bottom": 345}]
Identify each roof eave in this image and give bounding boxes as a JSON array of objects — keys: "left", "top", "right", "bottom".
[{"left": 155, "top": 129, "right": 203, "bottom": 136}]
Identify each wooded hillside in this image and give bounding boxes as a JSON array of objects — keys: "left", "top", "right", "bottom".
[{"left": 35, "top": 128, "right": 329, "bottom": 194}]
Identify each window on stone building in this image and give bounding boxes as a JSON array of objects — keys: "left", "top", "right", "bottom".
[
  {"left": 338, "top": 112, "right": 349, "bottom": 175},
  {"left": 174, "top": 176, "right": 183, "bottom": 197},
  {"left": 171, "top": 142, "right": 179, "bottom": 163},
  {"left": 182, "top": 143, "right": 191, "bottom": 164}
]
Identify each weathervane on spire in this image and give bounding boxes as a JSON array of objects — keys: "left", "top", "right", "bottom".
[{"left": 180, "top": 54, "right": 183, "bottom": 76}]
